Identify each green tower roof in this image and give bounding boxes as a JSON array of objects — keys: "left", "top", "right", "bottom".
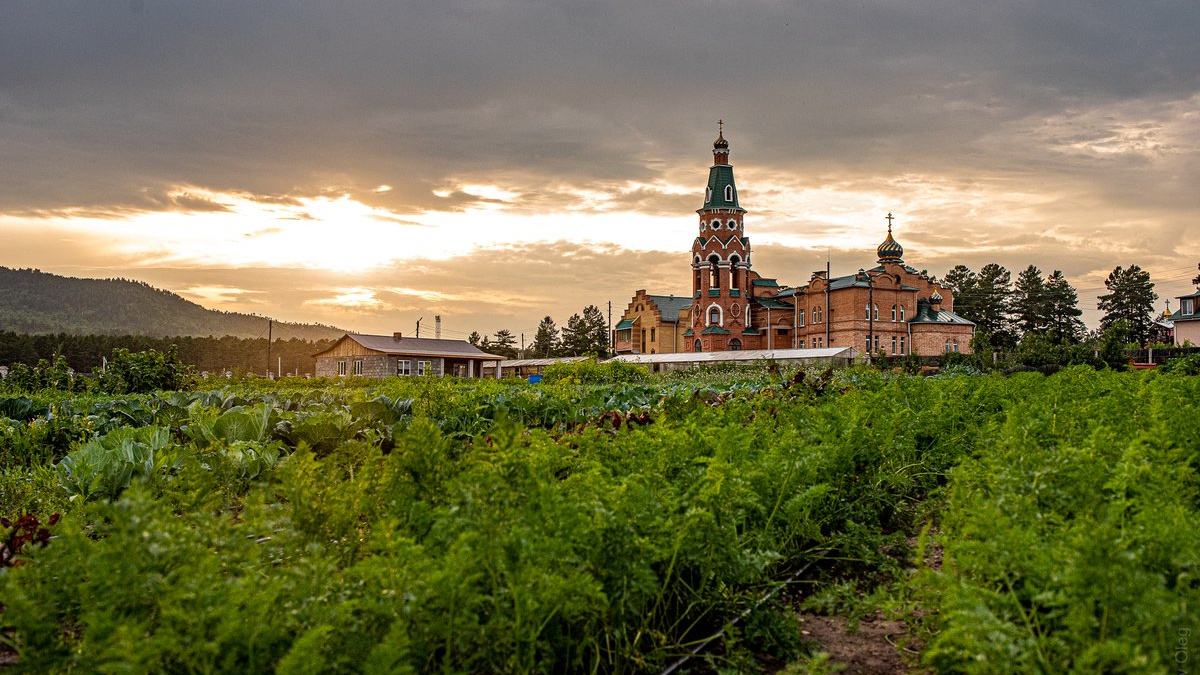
[{"left": 701, "top": 165, "right": 743, "bottom": 211}]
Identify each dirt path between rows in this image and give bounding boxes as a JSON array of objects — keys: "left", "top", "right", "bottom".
[{"left": 798, "top": 611, "right": 919, "bottom": 674}]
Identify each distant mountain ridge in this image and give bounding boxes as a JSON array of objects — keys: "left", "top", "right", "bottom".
[{"left": 0, "top": 267, "right": 345, "bottom": 340}]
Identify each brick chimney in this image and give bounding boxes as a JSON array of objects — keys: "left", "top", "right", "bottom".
[{"left": 393, "top": 332, "right": 403, "bottom": 340}]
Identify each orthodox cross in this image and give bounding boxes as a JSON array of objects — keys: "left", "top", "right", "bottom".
[{"left": 718, "top": 119, "right": 724, "bottom": 134}]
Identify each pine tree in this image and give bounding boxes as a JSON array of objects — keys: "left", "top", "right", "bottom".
[
  {"left": 560, "top": 313, "right": 588, "bottom": 356},
  {"left": 467, "top": 331, "right": 482, "bottom": 347},
  {"left": 560, "top": 305, "right": 609, "bottom": 356},
  {"left": 946, "top": 264, "right": 1014, "bottom": 348},
  {"left": 530, "top": 316, "right": 560, "bottom": 358},
  {"left": 1193, "top": 261, "right": 1199, "bottom": 286},
  {"left": 491, "top": 329, "right": 518, "bottom": 359},
  {"left": 1012, "top": 265, "right": 1049, "bottom": 338},
  {"left": 581, "top": 305, "right": 610, "bottom": 356},
  {"left": 1098, "top": 264, "right": 1157, "bottom": 344},
  {"left": 975, "top": 264, "right": 1015, "bottom": 346},
  {"left": 1044, "top": 271, "right": 1085, "bottom": 344}
]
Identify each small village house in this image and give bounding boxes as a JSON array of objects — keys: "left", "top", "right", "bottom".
[{"left": 314, "top": 333, "right": 501, "bottom": 379}]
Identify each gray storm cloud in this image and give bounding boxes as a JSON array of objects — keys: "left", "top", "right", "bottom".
[{"left": 1, "top": 0, "right": 1198, "bottom": 331}]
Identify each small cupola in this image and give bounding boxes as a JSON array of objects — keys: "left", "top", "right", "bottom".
[
  {"left": 713, "top": 120, "right": 729, "bottom": 165},
  {"left": 876, "top": 213, "right": 904, "bottom": 264}
]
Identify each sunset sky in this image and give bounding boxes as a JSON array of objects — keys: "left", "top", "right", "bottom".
[{"left": 2, "top": 0, "right": 1198, "bottom": 341}]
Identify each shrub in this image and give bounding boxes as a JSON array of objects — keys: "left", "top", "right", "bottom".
[
  {"left": 99, "top": 346, "right": 192, "bottom": 394},
  {"left": 541, "top": 358, "right": 649, "bottom": 385}
]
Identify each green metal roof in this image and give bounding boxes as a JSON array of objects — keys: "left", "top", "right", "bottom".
[
  {"left": 615, "top": 319, "right": 636, "bottom": 330},
  {"left": 754, "top": 297, "right": 793, "bottom": 310},
  {"left": 752, "top": 278, "right": 779, "bottom": 287},
  {"left": 700, "top": 165, "right": 745, "bottom": 211},
  {"left": 700, "top": 326, "right": 732, "bottom": 335},
  {"left": 909, "top": 306, "right": 975, "bottom": 326},
  {"left": 646, "top": 295, "right": 692, "bottom": 320},
  {"left": 683, "top": 328, "right": 695, "bottom": 337},
  {"left": 827, "top": 274, "right": 871, "bottom": 290}
]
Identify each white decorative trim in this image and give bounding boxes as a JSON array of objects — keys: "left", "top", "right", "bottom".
[{"left": 705, "top": 302, "right": 725, "bottom": 326}]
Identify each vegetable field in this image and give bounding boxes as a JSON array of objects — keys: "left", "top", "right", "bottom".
[{"left": 1, "top": 364, "right": 1197, "bottom": 674}]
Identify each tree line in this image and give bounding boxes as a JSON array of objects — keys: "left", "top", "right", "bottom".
[
  {"left": 943, "top": 262, "right": 1170, "bottom": 349},
  {"left": 466, "top": 304, "right": 610, "bottom": 359},
  {"left": 0, "top": 332, "right": 335, "bottom": 377}
]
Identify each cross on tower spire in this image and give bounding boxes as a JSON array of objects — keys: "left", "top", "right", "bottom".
[{"left": 885, "top": 212, "right": 895, "bottom": 232}]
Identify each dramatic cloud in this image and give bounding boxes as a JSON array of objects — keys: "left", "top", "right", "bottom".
[{"left": 2, "top": 0, "right": 1197, "bottom": 332}]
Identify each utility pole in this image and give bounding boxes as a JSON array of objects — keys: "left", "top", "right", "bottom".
[
  {"left": 825, "top": 257, "right": 831, "bottom": 347},
  {"left": 520, "top": 332, "right": 525, "bottom": 359},
  {"left": 416, "top": 317, "right": 423, "bottom": 338},
  {"left": 607, "top": 300, "right": 613, "bottom": 357},
  {"left": 266, "top": 318, "right": 273, "bottom": 378},
  {"left": 435, "top": 315, "right": 442, "bottom": 339},
  {"left": 861, "top": 269, "right": 874, "bottom": 364}
]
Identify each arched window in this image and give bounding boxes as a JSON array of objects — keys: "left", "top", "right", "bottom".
[
  {"left": 865, "top": 304, "right": 871, "bottom": 320},
  {"left": 694, "top": 339, "right": 703, "bottom": 353},
  {"left": 729, "top": 255, "right": 741, "bottom": 289},
  {"left": 706, "top": 187, "right": 712, "bottom": 202},
  {"left": 708, "top": 255, "right": 721, "bottom": 289},
  {"left": 729, "top": 338, "right": 742, "bottom": 351},
  {"left": 899, "top": 305, "right": 906, "bottom": 321},
  {"left": 708, "top": 306, "right": 721, "bottom": 325},
  {"left": 944, "top": 339, "right": 951, "bottom": 353},
  {"left": 891, "top": 304, "right": 897, "bottom": 321},
  {"left": 953, "top": 339, "right": 959, "bottom": 353},
  {"left": 873, "top": 304, "right": 880, "bottom": 320},
  {"left": 724, "top": 185, "right": 733, "bottom": 201}
]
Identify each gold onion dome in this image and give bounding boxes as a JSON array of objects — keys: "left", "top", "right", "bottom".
[
  {"left": 930, "top": 290, "right": 943, "bottom": 303},
  {"left": 877, "top": 225, "right": 904, "bottom": 263},
  {"left": 714, "top": 131, "right": 728, "bottom": 149}
]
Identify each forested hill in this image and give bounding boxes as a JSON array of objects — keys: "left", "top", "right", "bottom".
[{"left": 0, "top": 267, "right": 345, "bottom": 340}]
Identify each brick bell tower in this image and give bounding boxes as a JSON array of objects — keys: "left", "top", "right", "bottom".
[{"left": 690, "top": 122, "right": 755, "bottom": 352}]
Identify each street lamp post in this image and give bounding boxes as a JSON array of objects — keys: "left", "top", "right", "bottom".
[{"left": 860, "top": 268, "right": 874, "bottom": 365}]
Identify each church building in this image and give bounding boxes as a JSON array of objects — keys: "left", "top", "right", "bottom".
[{"left": 614, "top": 128, "right": 974, "bottom": 357}]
